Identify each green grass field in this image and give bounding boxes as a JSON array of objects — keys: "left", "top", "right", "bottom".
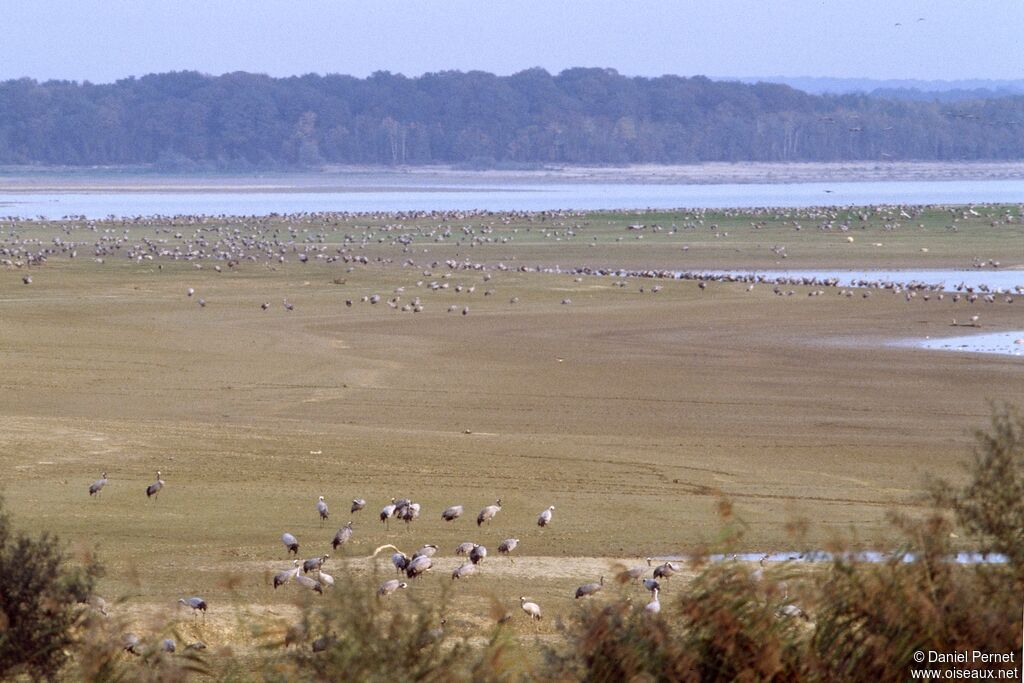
[{"left": 2, "top": 204, "right": 1023, "bottom": 649}]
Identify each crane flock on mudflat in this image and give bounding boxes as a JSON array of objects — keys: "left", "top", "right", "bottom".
[{"left": 85, "top": 471, "right": 689, "bottom": 649}]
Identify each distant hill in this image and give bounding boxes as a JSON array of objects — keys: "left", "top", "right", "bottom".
[
  {"left": 734, "top": 76, "right": 1024, "bottom": 101},
  {"left": 1, "top": 69, "right": 1022, "bottom": 168}
]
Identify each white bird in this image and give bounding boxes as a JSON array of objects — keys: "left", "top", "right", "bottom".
[
  {"left": 520, "top": 596, "right": 542, "bottom": 621},
  {"left": 537, "top": 505, "right": 555, "bottom": 528},
  {"left": 317, "top": 570, "right": 334, "bottom": 588},
  {"left": 644, "top": 588, "right": 661, "bottom": 614}
]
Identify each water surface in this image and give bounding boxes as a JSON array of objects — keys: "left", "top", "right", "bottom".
[
  {"left": 916, "top": 331, "right": 1024, "bottom": 357},
  {"left": 2, "top": 178, "right": 1023, "bottom": 218}
]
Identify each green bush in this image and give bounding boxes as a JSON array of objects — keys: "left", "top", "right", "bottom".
[{"left": 0, "top": 496, "right": 101, "bottom": 680}]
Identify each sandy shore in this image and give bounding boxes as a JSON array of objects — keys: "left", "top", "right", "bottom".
[{"left": 1, "top": 161, "right": 1023, "bottom": 193}]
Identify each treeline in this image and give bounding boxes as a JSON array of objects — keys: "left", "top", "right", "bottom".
[{"left": 1, "top": 68, "right": 1023, "bottom": 168}]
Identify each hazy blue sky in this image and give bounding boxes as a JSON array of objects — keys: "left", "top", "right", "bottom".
[{"left": 4, "top": 1, "right": 1022, "bottom": 83}]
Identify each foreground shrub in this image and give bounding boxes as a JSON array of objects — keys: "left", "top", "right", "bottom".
[
  {"left": 0, "top": 496, "right": 101, "bottom": 680},
  {"left": 543, "top": 407, "right": 1024, "bottom": 682},
  {"left": 259, "top": 570, "right": 514, "bottom": 683}
]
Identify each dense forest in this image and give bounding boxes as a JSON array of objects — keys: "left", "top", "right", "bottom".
[{"left": 1, "top": 68, "right": 1022, "bottom": 168}]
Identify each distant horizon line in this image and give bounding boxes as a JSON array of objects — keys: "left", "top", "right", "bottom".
[{"left": 3, "top": 68, "right": 1022, "bottom": 91}]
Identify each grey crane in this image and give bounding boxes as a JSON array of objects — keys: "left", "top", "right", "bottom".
[
  {"left": 351, "top": 498, "right": 366, "bottom": 513},
  {"left": 498, "top": 538, "right": 519, "bottom": 563},
  {"left": 123, "top": 633, "right": 142, "bottom": 655},
  {"left": 274, "top": 560, "right": 301, "bottom": 588},
  {"left": 160, "top": 639, "right": 176, "bottom": 653},
  {"left": 312, "top": 633, "right": 336, "bottom": 652},
  {"left": 520, "top": 596, "right": 542, "bottom": 621},
  {"left": 537, "top": 505, "right": 555, "bottom": 528},
  {"left": 377, "top": 579, "right": 408, "bottom": 597},
  {"left": 89, "top": 472, "right": 108, "bottom": 497},
  {"left": 575, "top": 576, "right": 604, "bottom": 599},
  {"left": 331, "top": 522, "right": 353, "bottom": 550},
  {"left": 185, "top": 641, "right": 207, "bottom": 652},
  {"left": 282, "top": 532, "right": 300, "bottom": 555},
  {"left": 178, "top": 596, "right": 207, "bottom": 620},
  {"left": 618, "top": 565, "right": 646, "bottom": 583},
  {"left": 644, "top": 588, "right": 661, "bottom": 614},
  {"left": 469, "top": 544, "right": 487, "bottom": 565},
  {"left": 380, "top": 500, "right": 397, "bottom": 529},
  {"left": 652, "top": 561, "right": 678, "bottom": 580},
  {"left": 146, "top": 471, "right": 165, "bottom": 500},
  {"left": 454, "top": 541, "right": 475, "bottom": 555},
  {"left": 451, "top": 562, "right": 476, "bottom": 580},
  {"left": 405, "top": 554, "right": 432, "bottom": 579},
  {"left": 391, "top": 552, "right": 410, "bottom": 574},
  {"left": 303, "top": 555, "right": 328, "bottom": 574},
  {"left": 776, "top": 603, "right": 809, "bottom": 620},
  {"left": 441, "top": 504, "right": 464, "bottom": 521},
  {"left": 643, "top": 578, "right": 661, "bottom": 593},
  {"left": 477, "top": 499, "right": 502, "bottom": 526},
  {"left": 316, "top": 496, "right": 329, "bottom": 525},
  {"left": 317, "top": 569, "right": 334, "bottom": 588},
  {"left": 294, "top": 574, "right": 324, "bottom": 594},
  {"left": 398, "top": 502, "right": 421, "bottom": 526},
  {"left": 412, "top": 544, "right": 438, "bottom": 560}
]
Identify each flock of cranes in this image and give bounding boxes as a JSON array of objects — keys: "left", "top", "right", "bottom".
[{"left": 85, "top": 472, "right": 683, "bottom": 644}]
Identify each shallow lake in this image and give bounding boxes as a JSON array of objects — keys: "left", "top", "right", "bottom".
[
  {"left": 915, "top": 331, "right": 1024, "bottom": 357},
  {"left": 697, "top": 269, "right": 1024, "bottom": 292},
  {"left": 1, "top": 178, "right": 1023, "bottom": 218}
]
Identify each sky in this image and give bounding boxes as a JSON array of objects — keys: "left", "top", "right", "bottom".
[{"left": 3, "top": 1, "right": 1022, "bottom": 84}]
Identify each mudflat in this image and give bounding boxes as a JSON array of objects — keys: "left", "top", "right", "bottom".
[{"left": 1, "top": 204, "right": 1022, "bottom": 640}]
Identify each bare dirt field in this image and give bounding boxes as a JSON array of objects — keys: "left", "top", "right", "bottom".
[{"left": 1, "top": 203, "right": 1023, "bottom": 647}]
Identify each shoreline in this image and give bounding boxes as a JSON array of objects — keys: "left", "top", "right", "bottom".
[{"left": 2, "top": 160, "right": 1024, "bottom": 193}]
